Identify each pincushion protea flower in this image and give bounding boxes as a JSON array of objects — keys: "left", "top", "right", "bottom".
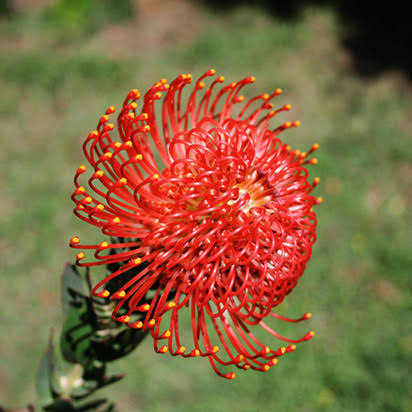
[{"left": 70, "top": 70, "right": 322, "bottom": 379}]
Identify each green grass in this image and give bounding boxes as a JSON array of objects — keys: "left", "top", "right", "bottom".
[{"left": 1, "top": 2, "right": 411, "bottom": 411}]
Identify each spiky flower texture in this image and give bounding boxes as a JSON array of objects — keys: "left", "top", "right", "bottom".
[{"left": 71, "top": 71, "right": 321, "bottom": 379}]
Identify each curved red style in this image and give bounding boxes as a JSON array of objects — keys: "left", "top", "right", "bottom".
[{"left": 71, "top": 70, "right": 321, "bottom": 379}]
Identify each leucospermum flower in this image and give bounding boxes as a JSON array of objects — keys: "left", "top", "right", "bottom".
[{"left": 71, "top": 70, "right": 322, "bottom": 379}]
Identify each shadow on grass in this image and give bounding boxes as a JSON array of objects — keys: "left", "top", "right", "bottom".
[{"left": 196, "top": 0, "right": 412, "bottom": 80}]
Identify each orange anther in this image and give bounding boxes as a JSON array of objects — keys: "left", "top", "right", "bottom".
[
  {"left": 70, "top": 236, "right": 80, "bottom": 245},
  {"left": 131, "top": 321, "right": 143, "bottom": 329}
]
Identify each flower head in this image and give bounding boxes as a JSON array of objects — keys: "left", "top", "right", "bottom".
[{"left": 71, "top": 70, "right": 321, "bottom": 378}]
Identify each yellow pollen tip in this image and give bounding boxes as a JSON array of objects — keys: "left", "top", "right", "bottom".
[
  {"left": 102, "top": 115, "right": 109, "bottom": 122},
  {"left": 148, "top": 319, "right": 156, "bottom": 327},
  {"left": 135, "top": 154, "right": 143, "bottom": 160},
  {"left": 100, "top": 241, "right": 109, "bottom": 248},
  {"left": 295, "top": 149, "right": 301, "bottom": 155},
  {"left": 270, "top": 359, "right": 279, "bottom": 366},
  {"left": 291, "top": 344, "right": 297, "bottom": 351},
  {"left": 102, "top": 290, "right": 110, "bottom": 298},
  {"left": 96, "top": 204, "right": 104, "bottom": 211},
  {"left": 134, "top": 258, "right": 142, "bottom": 265},
  {"left": 131, "top": 102, "right": 138, "bottom": 109},
  {"left": 238, "top": 95, "right": 245, "bottom": 102},
  {"left": 125, "top": 141, "right": 133, "bottom": 147},
  {"left": 133, "top": 321, "right": 143, "bottom": 329},
  {"left": 167, "top": 301, "right": 176, "bottom": 309},
  {"left": 187, "top": 73, "right": 192, "bottom": 79},
  {"left": 160, "top": 346, "right": 168, "bottom": 353},
  {"left": 143, "top": 304, "right": 150, "bottom": 311},
  {"left": 78, "top": 165, "right": 86, "bottom": 172},
  {"left": 212, "top": 346, "right": 219, "bottom": 353},
  {"left": 161, "top": 78, "right": 167, "bottom": 84},
  {"left": 286, "top": 145, "right": 291, "bottom": 151},
  {"left": 128, "top": 112, "right": 135, "bottom": 119},
  {"left": 311, "top": 158, "right": 319, "bottom": 165},
  {"left": 120, "top": 177, "right": 127, "bottom": 184},
  {"left": 314, "top": 177, "right": 320, "bottom": 184},
  {"left": 310, "top": 331, "right": 315, "bottom": 337},
  {"left": 210, "top": 69, "right": 216, "bottom": 74},
  {"left": 181, "top": 74, "right": 187, "bottom": 80},
  {"left": 194, "top": 349, "right": 200, "bottom": 356},
  {"left": 305, "top": 312, "right": 312, "bottom": 319},
  {"left": 218, "top": 76, "right": 225, "bottom": 82},
  {"left": 113, "top": 217, "right": 121, "bottom": 224},
  {"left": 229, "top": 373, "right": 236, "bottom": 379},
  {"left": 244, "top": 365, "right": 251, "bottom": 370},
  {"left": 153, "top": 174, "right": 159, "bottom": 179},
  {"left": 263, "top": 365, "right": 270, "bottom": 371},
  {"left": 76, "top": 252, "right": 85, "bottom": 260},
  {"left": 264, "top": 346, "right": 270, "bottom": 354},
  {"left": 123, "top": 316, "right": 130, "bottom": 323},
  {"left": 285, "top": 104, "right": 291, "bottom": 110},
  {"left": 178, "top": 346, "right": 186, "bottom": 353},
  {"left": 164, "top": 331, "right": 171, "bottom": 338},
  {"left": 77, "top": 186, "right": 85, "bottom": 193},
  {"left": 105, "top": 152, "right": 112, "bottom": 158},
  {"left": 86, "top": 196, "right": 93, "bottom": 203},
  {"left": 268, "top": 110, "right": 275, "bottom": 116},
  {"left": 144, "top": 125, "right": 151, "bottom": 132},
  {"left": 114, "top": 142, "right": 121, "bottom": 148},
  {"left": 155, "top": 92, "right": 162, "bottom": 99},
  {"left": 96, "top": 170, "right": 104, "bottom": 177},
  {"left": 285, "top": 121, "right": 292, "bottom": 128},
  {"left": 294, "top": 120, "right": 301, "bottom": 127},
  {"left": 71, "top": 237, "right": 80, "bottom": 244},
  {"left": 118, "top": 290, "right": 126, "bottom": 298},
  {"left": 313, "top": 143, "right": 320, "bottom": 150},
  {"left": 108, "top": 123, "right": 114, "bottom": 129},
  {"left": 231, "top": 82, "right": 236, "bottom": 87},
  {"left": 250, "top": 76, "right": 256, "bottom": 82},
  {"left": 262, "top": 93, "right": 269, "bottom": 99},
  {"left": 316, "top": 196, "right": 323, "bottom": 204},
  {"left": 91, "top": 130, "right": 99, "bottom": 137},
  {"left": 199, "top": 81, "right": 205, "bottom": 89},
  {"left": 276, "top": 88, "right": 283, "bottom": 94},
  {"left": 281, "top": 347, "right": 286, "bottom": 354},
  {"left": 238, "top": 354, "right": 244, "bottom": 361}
]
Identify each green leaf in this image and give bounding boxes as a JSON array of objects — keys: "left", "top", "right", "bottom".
[
  {"left": 75, "top": 398, "right": 109, "bottom": 412},
  {"left": 44, "top": 399, "right": 75, "bottom": 412},
  {"left": 61, "top": 263, "right": 87, "bottom": 316},
  {"left": 60, "top": 295, "right": 96, "bottom": 371},
  {"left": 36, "top": 330, "right": 56, "bottom": 407}
]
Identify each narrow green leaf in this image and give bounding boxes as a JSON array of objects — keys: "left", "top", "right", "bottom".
[{"left": 36, "top": 330, "right": 55, "bottom": 407}]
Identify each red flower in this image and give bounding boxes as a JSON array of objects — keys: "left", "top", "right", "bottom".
[{"left": 71, "top": 70, "right": 321, "bottom": 379}]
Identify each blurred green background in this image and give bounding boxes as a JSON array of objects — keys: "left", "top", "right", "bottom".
[{"left": 1, "top": 0, "right": 411, "bottom": 411}]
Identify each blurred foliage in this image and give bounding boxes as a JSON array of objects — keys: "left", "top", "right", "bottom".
[
  {"left": 0, "top": 1, "right": 411, "bottom": 411},
  {"left": 41, "top": 0, "right": 133, "bottom": 39}
]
